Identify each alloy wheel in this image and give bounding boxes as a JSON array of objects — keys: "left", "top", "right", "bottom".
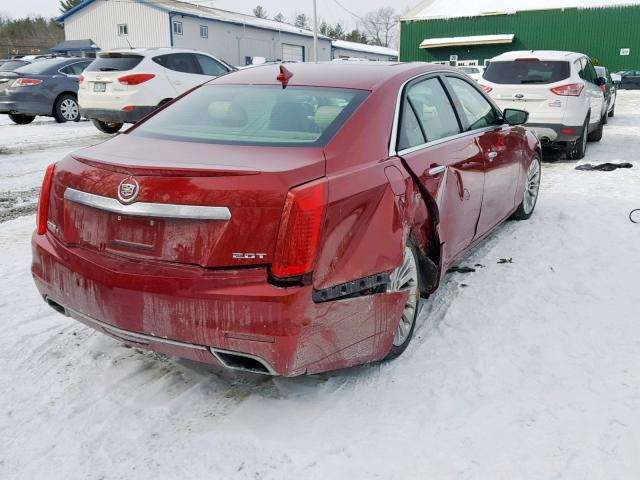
[
  {"left": 389, "top": 247, "right": 419, "bottom": 347},
  {"left": 523, "top": 157, "right": 541, "bottom": 215}
]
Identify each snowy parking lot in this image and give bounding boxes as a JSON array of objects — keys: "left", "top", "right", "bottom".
[{"left": 1, "top": 93, "right": 640, "bottom": 479}]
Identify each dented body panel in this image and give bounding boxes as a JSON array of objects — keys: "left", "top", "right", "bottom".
[{"left": 31, "top": 62, "right": 540, "bottom": 376}]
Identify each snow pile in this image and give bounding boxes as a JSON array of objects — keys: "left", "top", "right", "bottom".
[
  {"left": 1, "top": 93, "right": 640, "bottom": 478},
  {"left": 404, "top": 0, "right": 640, "bottom": 20}
]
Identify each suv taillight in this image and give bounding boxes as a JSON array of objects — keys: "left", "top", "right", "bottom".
[
  {"left": 550, "top": 83, "right": 584, "bottom": 96},
  {"left": 479, "top": 83, "right": 493, "bottom": 93},
  {"left": 118, "top": 73, "right": 155, "bottom": 85},
  {"left": 37, "top": 164, "right": 56, "bottom": 235},
  {"left": 270, "top": 179, "right": 327, "bottom": 279},
  {"left": 12, "top": 78, "right": 43, "bottom": 87}
]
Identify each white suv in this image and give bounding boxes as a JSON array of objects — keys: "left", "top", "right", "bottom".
[
  {"left": 480, "top": 51, "right": 607, "bottom": 159},
  {"left": 79, "top": 48, "right": 234, "bottom": 133}
]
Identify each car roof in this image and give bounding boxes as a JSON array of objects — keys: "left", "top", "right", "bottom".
[
  {"left": 102, "top": 47, "right": 214, "bottom": 57},
  {"left": 212, "top": 61, "right": 459, "bottom": 90},
  {"left": 490, "top": 50, "right": 584, "bottom": 62}
]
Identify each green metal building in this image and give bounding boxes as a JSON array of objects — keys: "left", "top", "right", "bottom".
[{"left": 400, "top": 0, "right": 640, "bottom": 72}]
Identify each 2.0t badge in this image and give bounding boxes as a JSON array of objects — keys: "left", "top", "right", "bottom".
[{"left": 117, "top": 177, "right": 140, "bottom": 204}]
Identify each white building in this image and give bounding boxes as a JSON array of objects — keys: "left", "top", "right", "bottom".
[
  {"left": 57, "top": 0, "right": 398, "bottom": 65},
  {"left": 331, "top": 40, "right": 398, "bottom": 61}
]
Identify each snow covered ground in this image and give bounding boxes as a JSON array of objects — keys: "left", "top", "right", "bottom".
[{"left": 1, "top": 94, "right": 640, "bottom": 479}]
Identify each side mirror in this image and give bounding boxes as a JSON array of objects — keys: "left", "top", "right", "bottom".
[{"left": 503, "top": 108, "right": 529, "bottom": 126}]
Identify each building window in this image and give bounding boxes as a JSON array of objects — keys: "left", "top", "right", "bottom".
[
  {"left": 118, "top": 24, "right": 128, "bottom": 36},
  {"left": 173, "top": 21, "right": 183, "bottom": 35},
  {"left": 200, "top": 25, "right": 208, "bottom": 38}
]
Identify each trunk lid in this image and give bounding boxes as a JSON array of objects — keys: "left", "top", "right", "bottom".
[{"left": 50, "top": 134, "right": 325, "bottom": 269}]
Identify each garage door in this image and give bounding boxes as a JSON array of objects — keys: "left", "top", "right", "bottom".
[{"left": 282, "top": 44, "right": 304, "bottom": 62}]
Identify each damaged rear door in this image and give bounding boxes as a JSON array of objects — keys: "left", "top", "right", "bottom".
[{"left": 395, "top": 74, "right": 485, "bottom": 267}]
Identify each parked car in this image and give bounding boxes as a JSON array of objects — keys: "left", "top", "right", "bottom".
[
  {"left": 480, "top": 50, "right": 607, "bottom": 159},
  {"left": 617, "top": 70, "right": 640, "bottom": 90},
  {"left": 458, "top": 65, "right": 485, "bottom": 81},
  {"left": 32, "top": 62, "right": 541, "bottom": 377},
  {"left": 79, "top": 48, "right": 235, "bottom": 134},
  {"left": 0, "top": 57, "right": 91, "bottom": 124},
  {"left": 595, "top": 65, "right": 616, "bottom": 119}
]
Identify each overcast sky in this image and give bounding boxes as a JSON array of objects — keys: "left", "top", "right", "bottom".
[{"left": 1, "top": 0, "right": 415, "bottom": 28}]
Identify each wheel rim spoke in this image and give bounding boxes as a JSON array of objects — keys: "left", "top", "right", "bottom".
[
  {"left": 389, "top": 247, "right": 419, "bottom": 347},
  {"left": 523, "top": 158, "right": 540, "bottom": 214}
]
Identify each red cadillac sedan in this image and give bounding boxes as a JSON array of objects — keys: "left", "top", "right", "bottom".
[{"left": 32, "top": 62, "right": 541, "bottom": 376}]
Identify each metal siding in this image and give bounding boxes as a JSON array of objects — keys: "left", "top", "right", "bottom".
[
  {"left": 400, "top": 6, "right": 640, "bottom": 71},
  {"left": 171, "top": 15, "right": 331, "bottom": 65},
  {"left": 64, "top": 0, "right": 169, "bottom": 50}
]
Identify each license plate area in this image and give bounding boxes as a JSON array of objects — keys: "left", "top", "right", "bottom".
[
  {"left": 93, "top": 82, "right": 106, "bottom": 92},
  {"left": 107, "top": 214, "right": 159, "bottom": 253}
]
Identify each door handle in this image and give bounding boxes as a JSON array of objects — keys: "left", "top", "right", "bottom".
[{"left": 428, "top": 166, "right": 446, "bottom": 176}]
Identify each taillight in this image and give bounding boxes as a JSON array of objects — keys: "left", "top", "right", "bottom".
[
  {"left": 479, "top": 84, "right": 493, "bottom": 93},
  {"left": 118, "top": 73, "right": 155, "bottom": 85},
  {"left": 79, "top": 74, "right": 85, "bottom": 83},
  {"left": 12, "top": 78, "right": 43, "bottom": 87},
  {"left": 550, "top": 83, "right": 584, "bottom": 96},
  {"left": 37, "top": 164, "right": 56, "bottom": 235},
  {"left": 600, "top": 84, "right": 606, "bottom": 93},
  {"left": 271, "top": 179, "right": 327, "bottom": 278}
]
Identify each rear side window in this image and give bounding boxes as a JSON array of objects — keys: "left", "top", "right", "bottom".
[
  {"left": 87, "top": 54, "right": 143, "bottom": 72},
  {"left": 399, "top": 77, "right": 460, "bottom": 150},
  {"left": 60, "top": 62, "right": 90, "bottom": 76},
  {"left": 447, "top": 77, "right": 500, "bottom": 131},
  {"left": 484, "top": 60, "right": 570, "bottom": 84},
  {"left": 130, "top": 85, "right": 368, "bottom": 147},
  {"left": 153, "top": 53, "right": 201, "bottom": 74}
]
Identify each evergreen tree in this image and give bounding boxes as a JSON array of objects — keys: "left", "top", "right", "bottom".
[{"left": 253, "top": 6, "right": 268, "bottom": 19}]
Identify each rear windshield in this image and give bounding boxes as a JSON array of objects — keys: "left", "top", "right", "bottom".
[
  {"left": 484, "top": 60, "right": 570, "bottom": 84},
  {"left": 130, "top": 85, "right": 368, "bottom": 147},
  {"left": 0, "top": 60, "right": 28, "bottom": 71},
  {"left": 87, "top": 54, "right": 144, "bottom": 72},
  {"left": 13, "top": 59, "right": 66, "bottom": 75}
]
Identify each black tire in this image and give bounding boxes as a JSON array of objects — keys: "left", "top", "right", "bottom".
[
  {"left": 8, "top": 113, "right": 35, "bottom": 125},
  {"left": 92, "top": 119, "right": 124, "bottom": 134},
  {"left": 603, "top": 109, "right": 608, "bottom": 124},
  {"left": 53, "top": 94, "right": 80, "bottom": 123},
  {"left": 567, "top": 117, "right": 588, "bottom": 160},
  {"left": 385, "top": 243, "right": 421, "bottom": 360},
  {"left": 511, "top": 154, "right": 541, "bottom": 221},
  {"left": 608, "top": 105, "right": 615, "bottom": 118},
  {"left": 588, "top": 115, "right": 604, "bottom": 142}
]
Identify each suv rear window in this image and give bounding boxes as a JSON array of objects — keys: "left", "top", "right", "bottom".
[
  {"left": 484, "top": 60, "right": 570, "bottom": 84},
  {"left": 86, "top": 54, "right": 144, "bottom": 72},
  {"left": 130, "top": 85, "right": 367, "bottom": 147}
]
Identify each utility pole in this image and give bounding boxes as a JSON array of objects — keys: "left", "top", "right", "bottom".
[{"left": 312, "top": 0, "right": 318, "bottom": 62}]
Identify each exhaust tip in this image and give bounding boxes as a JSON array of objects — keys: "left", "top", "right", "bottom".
[
  {"left": 46, "top": 297, "right": 68, "bottom": 316},
  {"left": 210, "top": 348, "right": 278, "bottom": 376}
]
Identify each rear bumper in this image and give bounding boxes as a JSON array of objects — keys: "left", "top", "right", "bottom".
[
  {"left": 0, "top": 98, "right": 49, "bottom": 116},
  {"left": 31, "top": 231, "right": 405, "bottom": 376},
  {"left": 526, "top": 123, "right": 583, "bottom": 144},
  {"left": 80, "top": 106, "right": 154, "bottom": 124}
]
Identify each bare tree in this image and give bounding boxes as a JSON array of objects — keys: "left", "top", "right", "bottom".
[
  {"left": 253, "top": 6, "right": 268, "bottom": 19},
  {"left": 360, "top": 8, "right": 399, "bottom": 47},
  {"left": 273, "top": 13, "right": 285, "bottom": 23}
]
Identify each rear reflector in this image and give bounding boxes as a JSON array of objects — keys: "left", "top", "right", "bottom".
[
  {"left": 271, "top": 179, "right": 327, "bottom": 278},
  {"left": 12, "top": 78, "right": 43, "bottom": 87},
  {"left": 550, "top": 83, "right": 584, "bottom": 96},
  {"left": 118, "top": 73, "right": 155, "bottom": 85},
  {"left": 37, "top": 164, "right": 56, "bottom": 235},
  {"left": 79, "top": 74, "right": 85, "bottom": 83},
  {"left": 560, "top": 128, "right": 577, "bottom": 135},
  {"left": 479, "top": 84, "right": 493, "bottom": 93},
  {"left": 601, "top": 84, "right": 606, "bottom": 93}
]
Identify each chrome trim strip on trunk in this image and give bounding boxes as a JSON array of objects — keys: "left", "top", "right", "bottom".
[{"left": 64, "top": 187, "right": 232, "bottom": 221}]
